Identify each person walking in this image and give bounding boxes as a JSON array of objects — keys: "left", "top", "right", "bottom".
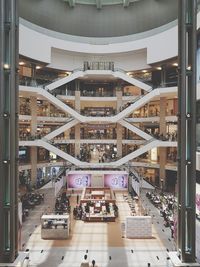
[
  {"left": 80, "top": 255, "right": 89, "bottom": 267},
  {"left": 91, "top": 259, "right": 96, "bottom": 267}
]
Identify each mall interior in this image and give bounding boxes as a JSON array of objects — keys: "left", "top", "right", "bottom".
[{"left": 1, "top": 0, "right": 200, "bottom": 266}]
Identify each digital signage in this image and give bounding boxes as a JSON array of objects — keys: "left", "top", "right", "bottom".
[
  {"left": 67, "top": 174, "right": 91, "bottom": 188},
  {"left": 104, "top": 174, "right": 128, "bottom": 188}
]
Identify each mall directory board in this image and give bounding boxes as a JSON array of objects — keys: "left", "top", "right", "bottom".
[
  {"left": 67, "top": 174, "right": 91, "bottom": 188},
  {"left": 104, "top": 174, "right": 128, "bottom": 188}
]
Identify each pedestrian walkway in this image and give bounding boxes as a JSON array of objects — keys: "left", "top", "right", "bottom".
[{"left": 21, "top": 187, "right": 175, "bottom": 267}]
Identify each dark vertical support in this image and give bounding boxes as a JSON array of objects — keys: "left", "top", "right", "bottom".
[
  {"left": 161, "top": 65, "right": 166, "bottom": 87},
  {"left": 178, "top": 0, "right": 197, "bottom": 263},
  {"left": 75, "top": 79, "right": 80, "bottom": 91},
  {"left": 0, "top": 0, "right": 19, "bottom": 263}
]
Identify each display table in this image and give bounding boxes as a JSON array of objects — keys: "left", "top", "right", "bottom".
[
  {"left": 41, "top": 214, "right": 70, "bottom": 239},
  {"left": 91, "top": 190, "right": 105, "bottom": 198},
  {"left": 85, "top": 213, "right": 115, "bottom": 222}
]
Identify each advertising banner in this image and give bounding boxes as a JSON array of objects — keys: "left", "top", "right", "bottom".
[
  {"left": 104, "top": 174, "right": 128, "bottom": 188},
  {"left": 67, "top": 174, "right": 91, "bottom": 188}
]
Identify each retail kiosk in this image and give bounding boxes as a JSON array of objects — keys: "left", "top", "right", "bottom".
[
  {"left": 80, "top": 187, "right": 117, "bottom": 222},
  {"left": 41, "top": 214, "right": 70, "bottom": 239}
]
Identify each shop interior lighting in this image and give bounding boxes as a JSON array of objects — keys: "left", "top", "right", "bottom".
[
  {"left": 4, "top": 63, "right": 10, "bottom": 69},
  {"left": 65, "top": 71, "right": 72, "bottom": 75}
]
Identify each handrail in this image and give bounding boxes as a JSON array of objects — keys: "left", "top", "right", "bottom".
[
  {"left": 83, "top": 61, "right": 114, "bottom": 71},
  {"left": 72, "top": 68, "right": 83, "bottom": 73},
  {"left": 120, "top": 87, "right": 153, "bottom": 112}
]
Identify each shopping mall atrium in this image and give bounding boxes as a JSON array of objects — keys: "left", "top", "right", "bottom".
[{"left": 0, "top": 0, "right": 200, "bottom": 266}]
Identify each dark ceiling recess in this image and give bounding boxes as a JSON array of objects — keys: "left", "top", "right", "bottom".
[{"left": 19, "top": 0, "right": 178, "bottom": 38}]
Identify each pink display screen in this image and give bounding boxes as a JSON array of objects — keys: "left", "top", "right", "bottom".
[
  {"left": 67, "top": 174, "right": 91, "bottom": 188},
  {"left": 104, "top": 174, "right": 128, "bottom": 188}
]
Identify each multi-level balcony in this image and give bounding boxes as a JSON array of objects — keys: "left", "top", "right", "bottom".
[{"left": 19, "top": 66, "right": 178, "bottom": 169}]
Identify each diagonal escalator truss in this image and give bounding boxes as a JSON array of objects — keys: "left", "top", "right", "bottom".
[
  {"left": 19, "top": 86, "right": 177, "bottom": 123},
  {"left": 19, "top": 139, "right": 177, "bottom": 168}
]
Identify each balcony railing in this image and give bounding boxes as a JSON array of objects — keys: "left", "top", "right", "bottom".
[{"left": 83, "top": 61, "right": 114, "bottom": 71}]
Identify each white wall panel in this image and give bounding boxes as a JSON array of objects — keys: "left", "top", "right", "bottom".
[
  {"left": 19, "top": 12, "right": 200, "bottom": 68},
  {"left": 19, "top": 21, "right": 178, "bottom": 67},
  {"left": 49, "top": 48, "right": 149, "bottom": 71},
  {"left": 19, "top": 24, "right": 51, "bottom": 63},
  {"left": 91, "top": 175, "right": 104, "bottom": 187}
]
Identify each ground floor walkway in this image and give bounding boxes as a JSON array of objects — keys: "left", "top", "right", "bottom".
[{"left": 21, "top": 184, "right": 176, "bottom": 267}]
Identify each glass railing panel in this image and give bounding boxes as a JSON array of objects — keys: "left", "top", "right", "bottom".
[{"left": 83, "top": 61, "right": 114, "bottom": 71}]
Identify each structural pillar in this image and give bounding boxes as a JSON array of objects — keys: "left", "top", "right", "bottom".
[
  {"left": 116, "top": 90, "right": 123, "bottom": 158},
  {"left": 161, "top": 65, "right": 167, "bottom": 87},
  {"left": 0, "top": 0, "right": 19, "bottom": 263},
  {"left": 30, "top": 63, "right": 37, "bottom": 87},
  {"left": 159, "top": 97, "right": 167, "bottom": 189},
  {"left": 30, "top": 96, "right": 37, "bottom": 185},
  {"left": 75, "top": 89, "right": 80, "bottom": 157},
  {"left": 176, "top": 0, "right": 197, "bottom": 263}
]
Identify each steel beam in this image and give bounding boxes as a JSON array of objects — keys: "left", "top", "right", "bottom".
[
  {"left": 177, "top": 0, "right": 197, "bottom": 263},
  {"left": 0, "top": 0, "right": 19, "bottom": 263}
]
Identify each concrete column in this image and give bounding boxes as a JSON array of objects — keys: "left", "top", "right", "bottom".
[
  {"left": 117, "top": 124, "right": 122, "bottom": 158},
  {"left": 30, "top": 147, "right": 37, "bottom": 185},
  {"left": 75, "top": 90, "right": 81, "bottom": 113},
  {"left": 75, "top": 125, "right": 81, "bottom": 157},
  {"left": 159, "top": 148, "right": 167, "bottom": 188},
  {"left": 30, "top": 96, "right": 37, "bottom": 136},
  {"left": 161, "top": 66, "right": 166, "bottom": 87},
  {"left": 47, "top": 102, "right": 51, "bottom": 117},
  {"left": 30, "top": 96, "right": 37, "bottom": 185},
  {"left": 116, "top": 90, "right": 123, "bottom": 112},
  {"left": 75, "top": 90, "right": 80, "bottom": 157},
  {"left": 159, "top": 97, "right": 167, "bottom": 188},
  {"left": 64, "top": 130, "right": 70, "bottom": 139},
  {"left": 116, "top": 90, "right": 123, "bottom": 158},
  {"left": 159, "top": 97, "right": 167, "bottom": 135}
]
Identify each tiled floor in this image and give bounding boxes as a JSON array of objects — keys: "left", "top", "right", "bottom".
[{"left": 21, "top": 184, "right": 176, "bottom": 267}]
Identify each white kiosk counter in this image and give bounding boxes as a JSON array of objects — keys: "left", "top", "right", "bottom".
[
  {"left": 125, "top": 216, "right": 152, "bottom": 238},
  {"left": 41, "top": 214, "right": 70, "bottom": 239}
]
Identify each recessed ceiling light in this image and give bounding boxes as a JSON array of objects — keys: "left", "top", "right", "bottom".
[
  {"left": 142, "top": 70, "right": 147, "bottom": 73},
  {"left": 173, "top": 63, "right": 178, "bottom": 67},
  {"left": 156, "top": 67, "right": 162, "bottom": 70},
  {"left": 36, "top": 66, "right": 41, "bottom": 70},
  {"left": 19, "top": 61, "right": 25, "bottom": 66}
]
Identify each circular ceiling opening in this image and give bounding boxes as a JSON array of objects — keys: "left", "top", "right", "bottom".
[{"left": 19, "top": 0, "right": 178, "bottom": 38}]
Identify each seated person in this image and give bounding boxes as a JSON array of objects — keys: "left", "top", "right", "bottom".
[{"left": 47, "top": 220, "right": 53, "bottom": 229}]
